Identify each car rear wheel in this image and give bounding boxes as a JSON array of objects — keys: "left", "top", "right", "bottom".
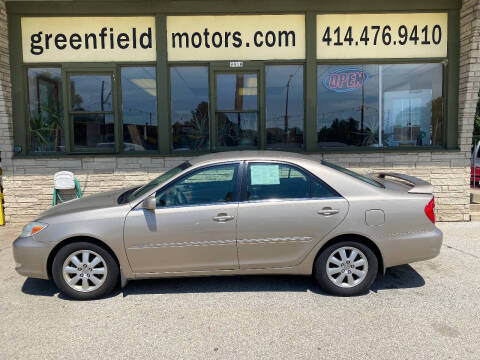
[
  {"left": 52, "top": 242, "right": 119, "bottom": 300},
  {"left": 313, "top": 241, "right": 378, "bottom": 296}
]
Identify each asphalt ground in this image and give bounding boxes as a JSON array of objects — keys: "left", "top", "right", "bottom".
[{"left": 0, "top": 222, "right": 479, "bottom": 360}]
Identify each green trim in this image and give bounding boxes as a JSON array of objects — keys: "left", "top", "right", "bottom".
[
  {"left": 208, "top": 63, "right": 216, "bottom": 150},
  {"left": 65, "top": 68, "right": 117, "bottom": 153},
  {"left": 61, "top": 65, "right": 70, "bottom": 152},
  {"left": 12, "top": 145, "right": 461, "bottom": 160},
  {"left": 305, "top": 11, "right": 317, "bottom": 152},
  {"left": 156, "top": 15, "right": 170, "bottom": 154},
  {"left": 8, "top": 15, "right": 27, "bottom": 155},
  {"left": 446, "top": 9, "right": 459, "bottom": 149},
  {"left": 6, "top": 1, "right": 461, "bottom": 15}
]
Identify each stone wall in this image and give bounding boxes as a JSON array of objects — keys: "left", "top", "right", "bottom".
[
  {"left": 0, "top": 0, "right": 14, "bottom": 222},
  {"left": 0, "top": 151, "right": 471, "bottom": 224},
  {"left": 0, "top": 1, "right": 478, "bottom": 224}
]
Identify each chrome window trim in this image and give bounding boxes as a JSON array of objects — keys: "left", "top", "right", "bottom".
[{"left": 241, "top": 196, "right": 342, "bottom": 205}]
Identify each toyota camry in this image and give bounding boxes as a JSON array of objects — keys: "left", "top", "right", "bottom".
[{"left": 13, "top": 151, "right": 442, "bottom": 300}]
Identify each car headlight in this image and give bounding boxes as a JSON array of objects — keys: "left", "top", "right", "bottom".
[{"left": 21, "top": 222, "right": 48, "bottom": 238}]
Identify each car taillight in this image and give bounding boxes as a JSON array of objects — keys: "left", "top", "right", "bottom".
[{"left": 425, "top": 197, "right": 435, "bottom": 223}]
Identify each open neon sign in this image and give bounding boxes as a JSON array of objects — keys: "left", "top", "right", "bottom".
[{"left": 323, "top": 66, "right": 369, "bottom": 93}]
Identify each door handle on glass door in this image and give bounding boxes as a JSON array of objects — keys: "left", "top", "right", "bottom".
[
  {"left": 317, "top": 208, "right": 339, "bottom": 216},
  {"left": 213, "top": 213, "right": 235, "bottom": 222}
]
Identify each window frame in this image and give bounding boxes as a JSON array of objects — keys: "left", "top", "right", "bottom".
[
  {"left": 211, "top": 63, "right": 263, "bottom": 151},
  {"left": 153, "top": 161, "right": 243, "bottom": 208},
  {"left": 241, "top": 160, "right": 341, "bottom": 203},
  {"left": 67, "top": 69, "right": 117, "bottom": 153}
]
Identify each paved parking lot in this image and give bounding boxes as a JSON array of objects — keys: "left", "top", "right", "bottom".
[{"left": 1, "top": 222, "right": 479, "bottom": 360}]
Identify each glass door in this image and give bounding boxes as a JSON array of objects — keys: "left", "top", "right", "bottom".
[
  {"left": 68, "top": 71, "right": 116, "bottom": 152},
  {"left": 215, "top": 71, "right": 259, "bottom": 149}
]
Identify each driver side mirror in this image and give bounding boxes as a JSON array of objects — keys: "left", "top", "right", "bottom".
[{"left": 143, "top": 196, "right": 156, "bottom": 211}]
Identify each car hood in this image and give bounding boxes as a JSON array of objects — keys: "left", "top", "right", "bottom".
[{"left": 37, "top": 187, "right": 132, "bottom": 220}]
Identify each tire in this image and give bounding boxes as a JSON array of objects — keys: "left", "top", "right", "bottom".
[
  {"left": 52, "top": 242, "right": 119, "bottom": 300},
  {"left": 313, "top": 241, "right": 378, "bottom": 296}
]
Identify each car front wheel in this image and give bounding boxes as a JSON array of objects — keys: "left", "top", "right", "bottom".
[
  {"left": 52, "top": 242, "right": 119, "bottom": 300},
  {"left": 313, "top": 241, "right": 378, "bottom": 296}
]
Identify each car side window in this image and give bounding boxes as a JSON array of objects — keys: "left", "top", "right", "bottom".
[
  {"left": 155, "top": 163, "right": 239, "bottom": 207},
  {"left": 246, "top": 162, "right": 339, "bottom": 201},
  {"left": 246, "top": 163, "right": 309, "bottom": 201},
  {"left": 311, "top": 177, "right": 338, "bottom": 198}
]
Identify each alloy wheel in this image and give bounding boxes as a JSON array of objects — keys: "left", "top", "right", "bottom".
[
  {"left": 326, "top": 246, "right": 369, "bottom": 288},
  {"left": 62, "top": 250, "right": 108, "bottom": 293}
]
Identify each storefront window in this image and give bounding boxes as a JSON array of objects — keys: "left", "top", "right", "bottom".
[
  {"left": 216, "top": 72, "right": 258, "bottom": 148},
  {"left": 170, "top": 66, "right": 209, "bottom": 151},
  {"left": 266, "top": 65, "right": 304, "bottom": 149},
  {"left": 27, "top": 68, "right": 64, "bottom": 152},
  {"left": 317, "top": 63, "right": 443, "bottom": 148},
  {"left": 317, "top": 65, "right": 379, "bottom": 147},
  {"left": 382, "top": 63, "right": 443, "bottom": 146},
  {"left": 121, "top": 67, "right": 157, "bottom": 151},
  {"left": 70, "top": 74, "right": 115, "bottom": 151}
]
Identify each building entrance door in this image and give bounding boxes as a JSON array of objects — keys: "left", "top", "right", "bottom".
[{"left": 213, "top": 67, "right": 261, "bottom": 150}]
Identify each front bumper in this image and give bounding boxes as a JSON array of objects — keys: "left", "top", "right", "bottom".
[{"left": 12, "top": 236, "right": 52, "bottom": 279}]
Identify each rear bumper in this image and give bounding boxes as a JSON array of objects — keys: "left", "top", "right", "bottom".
[
  {"left": 12, "top": 236, "right": 51, "bottom": 279},
  {"left": 381, "top": 227, "right": 443, "bottom": 268}
]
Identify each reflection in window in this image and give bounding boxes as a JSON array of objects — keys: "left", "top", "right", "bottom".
[
  {"left": 121, "top": 67, "right": 157, "bottom": 151},
  {"left": 170, "top": 66, "right": 209, "bottom": 151},
  {"left": 217, "top": 112, "right": 258, "bottom": 148},
  {"left": 70, "top": 75, "right": 112, "bottom": 112},
  {"left": 70, "top": 74, "right": 115, "bottom": 150},
  {"left": 382, "top": 63, "right": 443, "bottom": 147},
  {"left": 73, "top": 114, "right": 115, "bottom": 149},
  {"left": 216, "top": 72, "right": 258, "bottom": 149},
  {"left": 266, "top": 65, "right": 304, "bottom": 149},
  {"left": 317, "top": 65, "right": 379, "bottom": 147},
  {"left": 317, "top": 63, "right": 443, "bottom": 148},
  {"left": 27, "top": 68, "right": 64, "bottom": 152},
  {"left": 216, "top": 73, "right": 257, "bottom": 111},
  {"left": 156, "top": 163, "right": 238, "bottom": 207}
]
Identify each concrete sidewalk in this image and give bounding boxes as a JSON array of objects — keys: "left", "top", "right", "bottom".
[{"left": 1, "top": 222, "right": 479, "bottom": 360}]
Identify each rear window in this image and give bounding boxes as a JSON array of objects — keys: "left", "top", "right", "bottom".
[{"left": 321, "top": 160, "right": 384, "bottom": 188}]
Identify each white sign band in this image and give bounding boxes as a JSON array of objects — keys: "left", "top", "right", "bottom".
[
  {"left": 166, "top": 15, "right": 306, "bottom": 61},
  {"left": 317, "top": 13, "right": 448, "bottom": 59},
  {"left": 21, "top": 17, "right": 156, "bottom": 63}
]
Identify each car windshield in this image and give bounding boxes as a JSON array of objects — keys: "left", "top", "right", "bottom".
[
  {"left": 321, "top": 160, "right": 384, "bottom": 188},
  {"left": 125, "top": 161, "right": 192, "bottom": 203}
]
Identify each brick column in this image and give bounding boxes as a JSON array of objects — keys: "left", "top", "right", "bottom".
[
  {"left": 459, "top": 0, "right": 480, "bottom": 153},
  {"left": 0, "top": 0, "right": 13, "bottom": 223}
]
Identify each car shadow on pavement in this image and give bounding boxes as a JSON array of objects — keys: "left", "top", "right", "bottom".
[{"left": 20, "top": 264, "right": 425, "bottom": 300}]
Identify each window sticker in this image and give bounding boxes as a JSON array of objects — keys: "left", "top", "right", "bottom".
[{"left": 250, "top": 164, "right": 280, "bottom": 185}]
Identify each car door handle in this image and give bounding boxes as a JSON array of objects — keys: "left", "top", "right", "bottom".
[
  {"left": 317, "top": 208, "right": 339, "bottom": 216},
  {"left": 213, "top": 214, "right": 235, "bottom": 222}
]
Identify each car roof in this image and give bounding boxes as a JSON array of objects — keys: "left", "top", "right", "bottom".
[{"left": 188, "top": 150, "right": 314, "bottom": 166}]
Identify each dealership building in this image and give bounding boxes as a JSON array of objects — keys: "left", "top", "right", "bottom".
[{"left": 0, "top": 0, "right": 478, "bottom": 223}]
